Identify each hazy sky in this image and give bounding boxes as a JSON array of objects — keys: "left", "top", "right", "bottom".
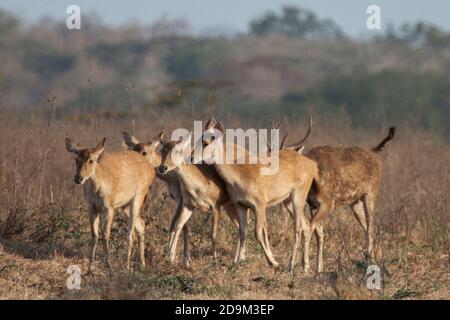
[{"left": 1, "top": 0, "right": 449, "bottom": 37}]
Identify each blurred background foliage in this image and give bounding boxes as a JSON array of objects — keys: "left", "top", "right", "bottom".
[{"left": 1, "top": 5, "right": 450, "bottom": 138}]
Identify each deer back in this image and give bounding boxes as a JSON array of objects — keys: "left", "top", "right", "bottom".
[
  {"left": 213, "top": 145, "right": 317, "bottom": 207},
  {"left": 88, "top": 150, "right": 155, "bottom": 208},
  {"left": 306, "top": 146, "right": 382, "bottom": 205}
]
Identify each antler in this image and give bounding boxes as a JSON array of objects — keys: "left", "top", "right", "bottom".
[
  {"left": 284, "top": 115, "right": 313, "bottom": 151},
  {"left": 271, "top": 117, "right": 285, "bottom": 131},
  {"left": 266, "top": 117, "right": 287, "bottom": 152},
  {"left": 280, "top": 132, "right": 288, "bottom": 149}
]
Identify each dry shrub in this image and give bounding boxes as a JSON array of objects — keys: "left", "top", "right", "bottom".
[{"left": 0, "top": 111, "right": 448, "bottom": 299}]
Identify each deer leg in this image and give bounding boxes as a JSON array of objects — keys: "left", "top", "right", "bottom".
[
  {"left": 122, "top": 206, "right": 130, "bottom": 218},
  {"left": 168, "top": 206, "right": 193, "bottom": 263},
  {"left": 284, "top": 200, "right": 295, "bottom": 219},
  {"left": 87, "top": 206, "right": 99, "bottom": 274},
  {"left": 254, "top": 205, "right": 279, "bottom": 267},
  {"left": 240, "top": 209, "right": 250, "bottom": 260},
  {"left": 235, "top": 206, "right": 248, "bottom": 262},
  {"left": 284, "top": 199, "right": 303, "bottom": 271},
  {"left": 262, "top": 221, "right": 275, "bottom": 262},
  {"left": 167, "top": 199, "right": 182, "bottom": 256},
  {"left": 182, "top": 221, "right": 191, "bottom": 266},
  {"left": 308, "top": 203, "right": 324, "bottom": 273},
  {"left": 134, "top": 195, "right": 146, "bottom": 270},
  {"left": 352, "top": 199, "right": 370, "bottom": 259},
  {"left": 306, "top": 199, "right": 332, "bottom": 274},
  {"left": 288, "top": 192, "right": 307, "bottom": 272},
  {"left": 141, "top": 192, "right": 150, "bottom": 214},
  {"left": 352, "top": 200, "right": 368, "bottom": 231},
  {"left": 126, "top": 213, "right": 134, "bottom": 270},
  {"left": 127, "top": 194, "right": 146, "bottom": 270},
  {"left": 168, "top": 200, "right": 191, "bottom": 265},
  {"left": 134, "top": 216, "right": 146, "bottom": 271},
  {"left": 362, "top": 194, "right": 377, "bottom": 261},
  {"left": 100, "top": 207, "right": 114, "bottom": 275},
  {"left": 211, "top": 206, "right": 221, "bottom": 259},
  {"left": 286, "top": 197, "right": 311, "bottom": 272},
  {"left": 170, "top": 188, "right": 191, "bottom": 265},
  {"left": 314, "top": 223, "right": 324, "bottom": 273},
  {"left": 222, "top": 202, "right": 241, "bottom": 260}
]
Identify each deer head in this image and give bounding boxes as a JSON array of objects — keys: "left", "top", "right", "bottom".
[
  {"left": 203, "top": 117, "right": 224, "bottom": 146},
  {"left": 158, "top": 133, "right": 192, "bottom": 174},
  {"left": 122, "top": 131, "right": 164, "bottom": 167},
  {"left": 65, "top": 137, "right": 106, "bottom": 184}
]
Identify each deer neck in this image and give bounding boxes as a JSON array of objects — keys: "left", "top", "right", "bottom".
[
  {"left": 175, "top": 162, "right": 200, "bottom": 189},
  {"left": 88, "top": 162, "right": 110, "bottom": 193},
  {"left": 213, "top": 162, "right": 241, "bottom": 186},
  {"left": 149, "top": 151, "right": 162, "bottom": 168},
  {"left": 211, "top": 142, "right": 248, "bottom": 183}
]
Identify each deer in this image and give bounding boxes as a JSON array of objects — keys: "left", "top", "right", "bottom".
[
  {"left": 65, "top": 137, "right": 155, "bottom": 274},
  {"left": 201, "top": 118, "right": 318, "bottom": 272},
  {"left": 121, "top": 131, "right": 192, "bottom": 265},
  {"left": 302, "top": 127, "right": 396, "bottom": 272},
  {"left": 158, "top": 134, "right": 243, "bottom": 264},
  {"left": 122, "top": 131, "right": 239, "bottom": 265}
]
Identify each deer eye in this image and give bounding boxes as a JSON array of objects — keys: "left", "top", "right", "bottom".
[
  {"left": 89, "top": 159, "right": 94, "bottom": 164},
  {"left": 142, "top": 152, "right": 147, "bottom": 156},
  {"left": 211, "top": 136, "right": 216, "bottom": 141}
]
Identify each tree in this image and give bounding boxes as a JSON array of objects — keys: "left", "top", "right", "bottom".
[
  {"left": 249, "top": 6, "right": 345, "bottom": 39},
  {"left": 381, "top": 22, "right": 450, "bottom": 50},
  {"left": 0, "top": 9, "right": 19, "bottom": 36}
]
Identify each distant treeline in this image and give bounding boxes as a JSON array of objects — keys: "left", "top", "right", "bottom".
[{"left": 0, "top": 7, "right": 450, "bottom": 137}]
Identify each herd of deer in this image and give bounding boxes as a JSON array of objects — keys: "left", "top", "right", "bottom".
[{"left": 65, "top": 117, "right": 395, "bottom": 276}]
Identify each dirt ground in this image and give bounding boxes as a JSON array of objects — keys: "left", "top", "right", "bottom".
[{"left": 0, "top": 195, "right": 448, "bottom": 300}]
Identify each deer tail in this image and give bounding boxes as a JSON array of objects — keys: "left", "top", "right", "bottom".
[{"left": 372, "top": 127, "right": 396, "bottom": 153}]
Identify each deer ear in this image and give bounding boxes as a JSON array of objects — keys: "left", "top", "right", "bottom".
[
  {"left": 93, "top": 137, "right": 106, "bottom": 158},
  {"left": 122, "top": 131, "right": 139, "bottom": 149},
  {"left": 216, "top": 121, "right": 225, "bottom": 135},
  {"left": 205, "top": 117, "right": 217, "bottom": 130},
  {"left": 152, "top": 131, "right": 164, "bottom": 147},
  {"left": 177, "top": 132, "right": 191, "bottom": 152},
  {"left": 65, "top": 138, "right": 81, "bottom": 154}
]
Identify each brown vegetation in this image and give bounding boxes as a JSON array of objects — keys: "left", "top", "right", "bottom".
[{"left": 0, "top": 112, "right": 448, "bottom": 299}]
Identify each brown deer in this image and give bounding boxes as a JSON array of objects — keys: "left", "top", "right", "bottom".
[
  {"left": 202, "top": 118, "right": 318, "bottom": 272},
  {"left": 121, "top": 131, "right": 192, "bottom": 265},
  {"left": 304, "top": 127, "right": 396, "bottom": 272},
  {"left": 65, "top": 137, "right": 155, "bottom": 273},
  {"left": 158, "top": 134, "right": 243, "bottom": 263}
]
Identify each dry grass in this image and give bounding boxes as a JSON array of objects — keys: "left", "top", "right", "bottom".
[{"left": 0, "top": 112, "right": 448, "bottom": 300}]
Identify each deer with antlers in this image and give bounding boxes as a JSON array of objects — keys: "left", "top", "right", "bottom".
[
  {"left": 158, "top": 134, "right": 243, "bottom": 263},
  {"left": 272, "top": 119, "right": 395, "bottom": 273},
  {"left": 65, "top": 137, "right": 155, "bottom": 273},
  {"left": 202, "top": 118, "right": 317, "bottom": 271}
]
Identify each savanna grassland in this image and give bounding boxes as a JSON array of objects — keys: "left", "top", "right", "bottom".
[
  {"left": 0, "top": 6, "right": 449, "bottom": 299},
  {"left": 0, "top": 113, "right": 448, "bottom": 300}
]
